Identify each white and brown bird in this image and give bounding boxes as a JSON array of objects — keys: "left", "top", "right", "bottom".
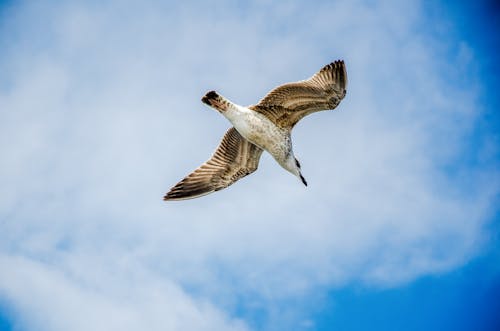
[{"left": 164, "top": 60, "right": 347, "bottom": 201}]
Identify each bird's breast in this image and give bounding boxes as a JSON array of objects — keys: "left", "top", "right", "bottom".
[{"left": 230, "top": 110, "right": 290, "bottom": 161}]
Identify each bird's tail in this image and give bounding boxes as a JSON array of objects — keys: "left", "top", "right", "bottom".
[{"left": 201, "top": 90, "right": 234, "bottom": 113}]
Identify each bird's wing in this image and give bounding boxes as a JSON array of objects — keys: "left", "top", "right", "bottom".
[
  {"left": 164, "top": 127, "right": 263, "bottom": 201},
  {"left": 249, "top": 60, "right": 347, "bottom": 129}
]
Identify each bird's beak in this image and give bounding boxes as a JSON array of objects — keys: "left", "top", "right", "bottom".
[{"left": 300, "top": 173, "right": 307, "bottom": 186}]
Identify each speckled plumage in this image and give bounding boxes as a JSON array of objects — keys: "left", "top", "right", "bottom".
[{"left": 164, "top": 60, "right": 347, "bottom": 201}]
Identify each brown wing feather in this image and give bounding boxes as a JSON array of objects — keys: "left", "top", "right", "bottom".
[
  {"left": 164, "top": 127, "right": 263, "bottom": 201},
  {"left": 250, "top": 60, "right": 347, "bottom": 128}
]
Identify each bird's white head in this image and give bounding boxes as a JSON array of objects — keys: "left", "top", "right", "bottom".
[{"left": 284, "top": 156, "right": 307, "bottom": 186}]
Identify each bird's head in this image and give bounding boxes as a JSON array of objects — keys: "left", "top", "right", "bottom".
[{"left": 284, "top": 156, "right": 307, "bottom": 186}]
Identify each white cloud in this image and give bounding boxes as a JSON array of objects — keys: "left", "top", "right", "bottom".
[
  {"left": 0, "top": 0, "right": 497, "bottom": 329},
  {"left": 0, "top": 254, "right": 249, "bottom": 331}
]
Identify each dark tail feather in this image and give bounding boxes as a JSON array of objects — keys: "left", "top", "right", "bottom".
[{"left": 201, "top": 90, "right": 219, "bottom": 106}]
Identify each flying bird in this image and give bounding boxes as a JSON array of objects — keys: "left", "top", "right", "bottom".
[{"left": 164, "top": 60, "right": 347, "bottom": 201}]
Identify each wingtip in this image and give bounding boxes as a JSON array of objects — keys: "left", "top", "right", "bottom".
[
  {"left": 163, "top": 188, "right": 190, "bottom": 201},
  {"left": 163, "top": 192, "right": 186, "bottom": 202},
  {"left": 332, "top": 59, "right": 347, "bottom": 90},
  {"left": 163, "top": 190, "right": 214, "bottom": 202},
  {"left": 163, "top": 192, "right": 174, "bottom": 201},
  {"left": 324, "top": 59, "right": 344, "bottom": 69},
  {"left": 163, "top": 187, "right": 187, "bottom": 201}
]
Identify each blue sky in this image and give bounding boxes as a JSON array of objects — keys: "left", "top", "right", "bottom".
[{"left": 0, "top": 0, "right": 499, "bottom": 331}]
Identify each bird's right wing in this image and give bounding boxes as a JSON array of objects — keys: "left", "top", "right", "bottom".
[
  {"left": 250, "top": 60, "right": 347, "bottom": 129},
  {"left": 164, "top": 127, "right": 263, "bottom": 201}
]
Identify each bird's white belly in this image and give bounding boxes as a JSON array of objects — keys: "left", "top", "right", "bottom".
[{"left": 230, "top": 111, "right": 291, "bottom": 162}]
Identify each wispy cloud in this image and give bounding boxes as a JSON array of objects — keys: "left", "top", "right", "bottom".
[{"left": 0, "top": 0, "right": 497, "bottom": 330}]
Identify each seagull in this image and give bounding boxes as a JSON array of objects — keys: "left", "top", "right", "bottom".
[{"left": 164, "top": 60, "right": 347, "bottom": 201}]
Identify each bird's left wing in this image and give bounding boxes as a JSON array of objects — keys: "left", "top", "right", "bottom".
[{"left": 164, "top": 127, "right": 263, "bottom": 201}]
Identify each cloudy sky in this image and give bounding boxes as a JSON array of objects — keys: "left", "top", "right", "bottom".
[{"left": 0, "top": 0, "right": 499, "bottom": 330}]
